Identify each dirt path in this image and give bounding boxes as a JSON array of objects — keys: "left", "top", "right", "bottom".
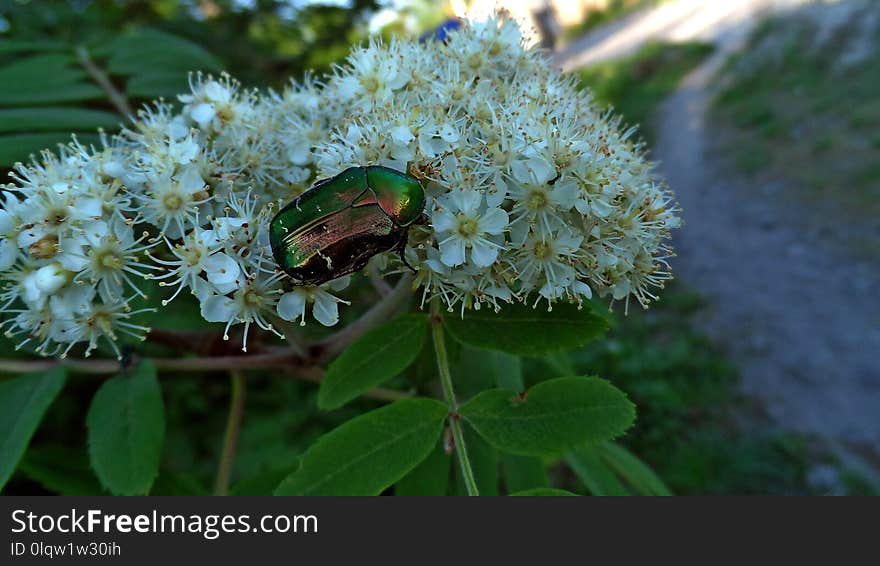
[{"left": 558, "top": 0, "right": 880, "bottom": 479}]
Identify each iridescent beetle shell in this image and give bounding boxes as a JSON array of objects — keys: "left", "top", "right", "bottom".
[{"left": 269, "top": 166, "right": 425, "bottom": 286}]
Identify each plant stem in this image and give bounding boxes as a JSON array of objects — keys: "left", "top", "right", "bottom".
[
  {"left": 75, "top": 45, "right": 133, "bottom": 117},
  {"left": 214, "top": 370, "right": 246, "bottom": 496},
  {"left": 430, "top": 298, "right": 479, "bottom": 496}
]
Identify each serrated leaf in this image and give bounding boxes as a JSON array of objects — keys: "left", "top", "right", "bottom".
[
  {"left": 0, "top": 367, "right": 67, "bottom": 490},
  {"left": 395, "top": 440, "right": 451, "bottom": 496},
  {"left": 0, "top": 107, "right": 119, "bottom": 133},
  {"left": 443, "top": 301, "right": 607, "bottom": 356},
  {"left": 275, "top": 398, "right": 447, "bottom": 496},
  {"left": 459, "top": 376, "right": 635, "bottom": 457},
  {"left": 318, "top": 314, "right": 427, "bottom": 410},
  {"left": 502, "top": 453, "right": 548, "bottom": 493},
  {"left": 597, "top": 442, "right": 672, "bottom": 496},
  {"left": 86, "top": 360, "right": 165, "bottom": 495},
  {"left": 509, "top": 488, "right": 578, "bottom": 496},
  {"left": 566, "top": 445, "right": 630, "bottom": 496},
  {"left": 18, "top": 446, "right": 104, "bottom": 496}
]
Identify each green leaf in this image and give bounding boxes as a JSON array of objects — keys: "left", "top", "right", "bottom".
[
  {"left": 86, "top": 360, "right": 165, "bottom": 495},
  {"left": 0, "top": 133, "right": 101, "bottom": 166},
  {"left": 395, "top": 440, "right": 451, "bottom": 496},
  {"left": 597, "top": 442, "right": 672, "bottom": 496},
  {"left": 491, "top": 352, "right": 524, "bottom": 391},
  {"left": 318, "top": 314, "right": 428, "bottom": 410},
  {"left": 275, "top": 398, "right": 447, "bottom": 495},
  {"left": 502, "top": 453, "right": 548, "bottom": 493},
  {"left": 443, "top": 301, "right": 607, "bottom": 356},
  {"left": 125, "top": 72, "right": 192, "bottom": 98},
  {"left": 510, "top": 488, "right": 578, "bottom": 496},
  {"left": 0, "top": 55, "right": 104, "bottom": 106},
  {"left": 453, "top": 345, "right": 504, "bottom": 398},
  {"left": 459, "top": 376, "right": 635, "bottom": 457},
  {"left": 566, "top": 442, "right": 671, "bottom": 496},
  {"left": 18, "top": 445, "right": 104, "bottom": 496},
  {"left": 0, "top": 40, "right": 68, "bottom": 55},
  {"left": 106, "top": 28, "right": 222, "bottom": 76},
  {"left": 0, "top": 107, "right": 119, "bottom": 133},
  {"left": 0, "top": 367, "right": 67, "bottom": 490},
  {"left": 566, "top": 446, "right": 630, "bottom": 496}
]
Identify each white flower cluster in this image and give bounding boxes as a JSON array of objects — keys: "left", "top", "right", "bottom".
[{"left": 0, "top": 17, "right": 679, "bottom": 357}]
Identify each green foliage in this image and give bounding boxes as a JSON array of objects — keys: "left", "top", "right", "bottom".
[
  {"left": 18, "top": 445, "right": 104, "bottom": 496},
  {"left": 567, "top": 442, "right": 671, "bottom": 496},
  {"left": 318, "top": 314, "right": 427, "bottom": 410},
  {"left": 275, "top": 398, "right": 447, "bottom": 495},
  {"left": 0, "top": 0, "right": 376, "bottom": 167},
  {"left": 459, "top": 377, "right": 635, "bottom": 457},
  {"left": 395, "top": 440, "right": 451, "bottom": 496},
  {"left": 443, "top": 301, "right": 608, "bottom": 357},
  {"left": 509, "top": 488, "right": 578, "bottom": 496},
  {"left": 0, "top": 29, "right": 221, "bottom": 166},
  {"left": 572, "top": 283, "right": 838, "bottom": 494},
  {"left": 86, "top": 360, "right": 165, "bottom": 495},
  {"left": 0, "top": 367, "right": 67, "bottom": 490},
  {"left": 501, "top": 454, "right": 549, "bottom": 493},
  {"left": 0, "top": 2, "right": 756, "bottom": 498},
  {"left": 567, "top": 446, "right": 629, "bottom": 495}
]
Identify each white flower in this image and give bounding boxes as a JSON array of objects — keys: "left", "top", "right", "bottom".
[
  {"left": 277, "top": 276, "right": 351, "bottom": 327},
  {"left": 58, "top": 220, "right": 156, "bottom": 299},
  {"left": 204, "top": 252, "right": 241, "bottom": 294},
  {"left": 200, "top": 275, "right": 284, "bottom": 351},
  {"left": 433, "top": 190, "right": 508, "bottom": 268},
  {"left": 138, "top": 165, "right": 208, "bottom": 237},
  {"left": 0, "top": 16, "right": 680, "bottom": 357}
]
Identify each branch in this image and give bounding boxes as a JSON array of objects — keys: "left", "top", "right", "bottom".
[
  {"left": 367, "top": 263, "right": 392, "bottom": 297},
  {"left": 76, "top": 45, "right": 133, "bottom": 117},
  {"left": 310, "top": 273, "right": 414, "bottom": 364}
]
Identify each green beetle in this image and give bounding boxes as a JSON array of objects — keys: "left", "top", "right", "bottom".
[{"left": 269, "top": 166, "right": 425, "bottom": 286}]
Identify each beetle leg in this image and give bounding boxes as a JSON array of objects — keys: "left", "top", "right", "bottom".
[{"left": 396, "top": 231, "right": 417, "bottom": 273}]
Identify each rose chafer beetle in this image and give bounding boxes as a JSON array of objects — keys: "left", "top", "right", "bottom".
[{"left": 269, "top": 166, "right": 425, "bottom": 286}]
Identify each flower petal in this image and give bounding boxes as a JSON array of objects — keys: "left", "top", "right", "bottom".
[
  {"left": 439, "top": 238, "right": 466, "bottom": 267},
  {"left": 470, "top": 240, "right": 498, "bottom": 267},
  {"left": 312, "top": 291, "right": 340, "bottom": 326},
  {"left": 277, "top": 291, "right": 307, "bottom": 322},
  {"left": 478, "top": 207, "right": 509, "bottom": 235}
]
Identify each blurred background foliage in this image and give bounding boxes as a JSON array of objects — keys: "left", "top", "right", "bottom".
[{"left": 1, "top": 0, "right": 875, "bottom": 496}]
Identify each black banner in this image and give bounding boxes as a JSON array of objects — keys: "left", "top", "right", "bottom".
[{"left": 0, "top": 497, "right": 872, "bottom": 563}]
